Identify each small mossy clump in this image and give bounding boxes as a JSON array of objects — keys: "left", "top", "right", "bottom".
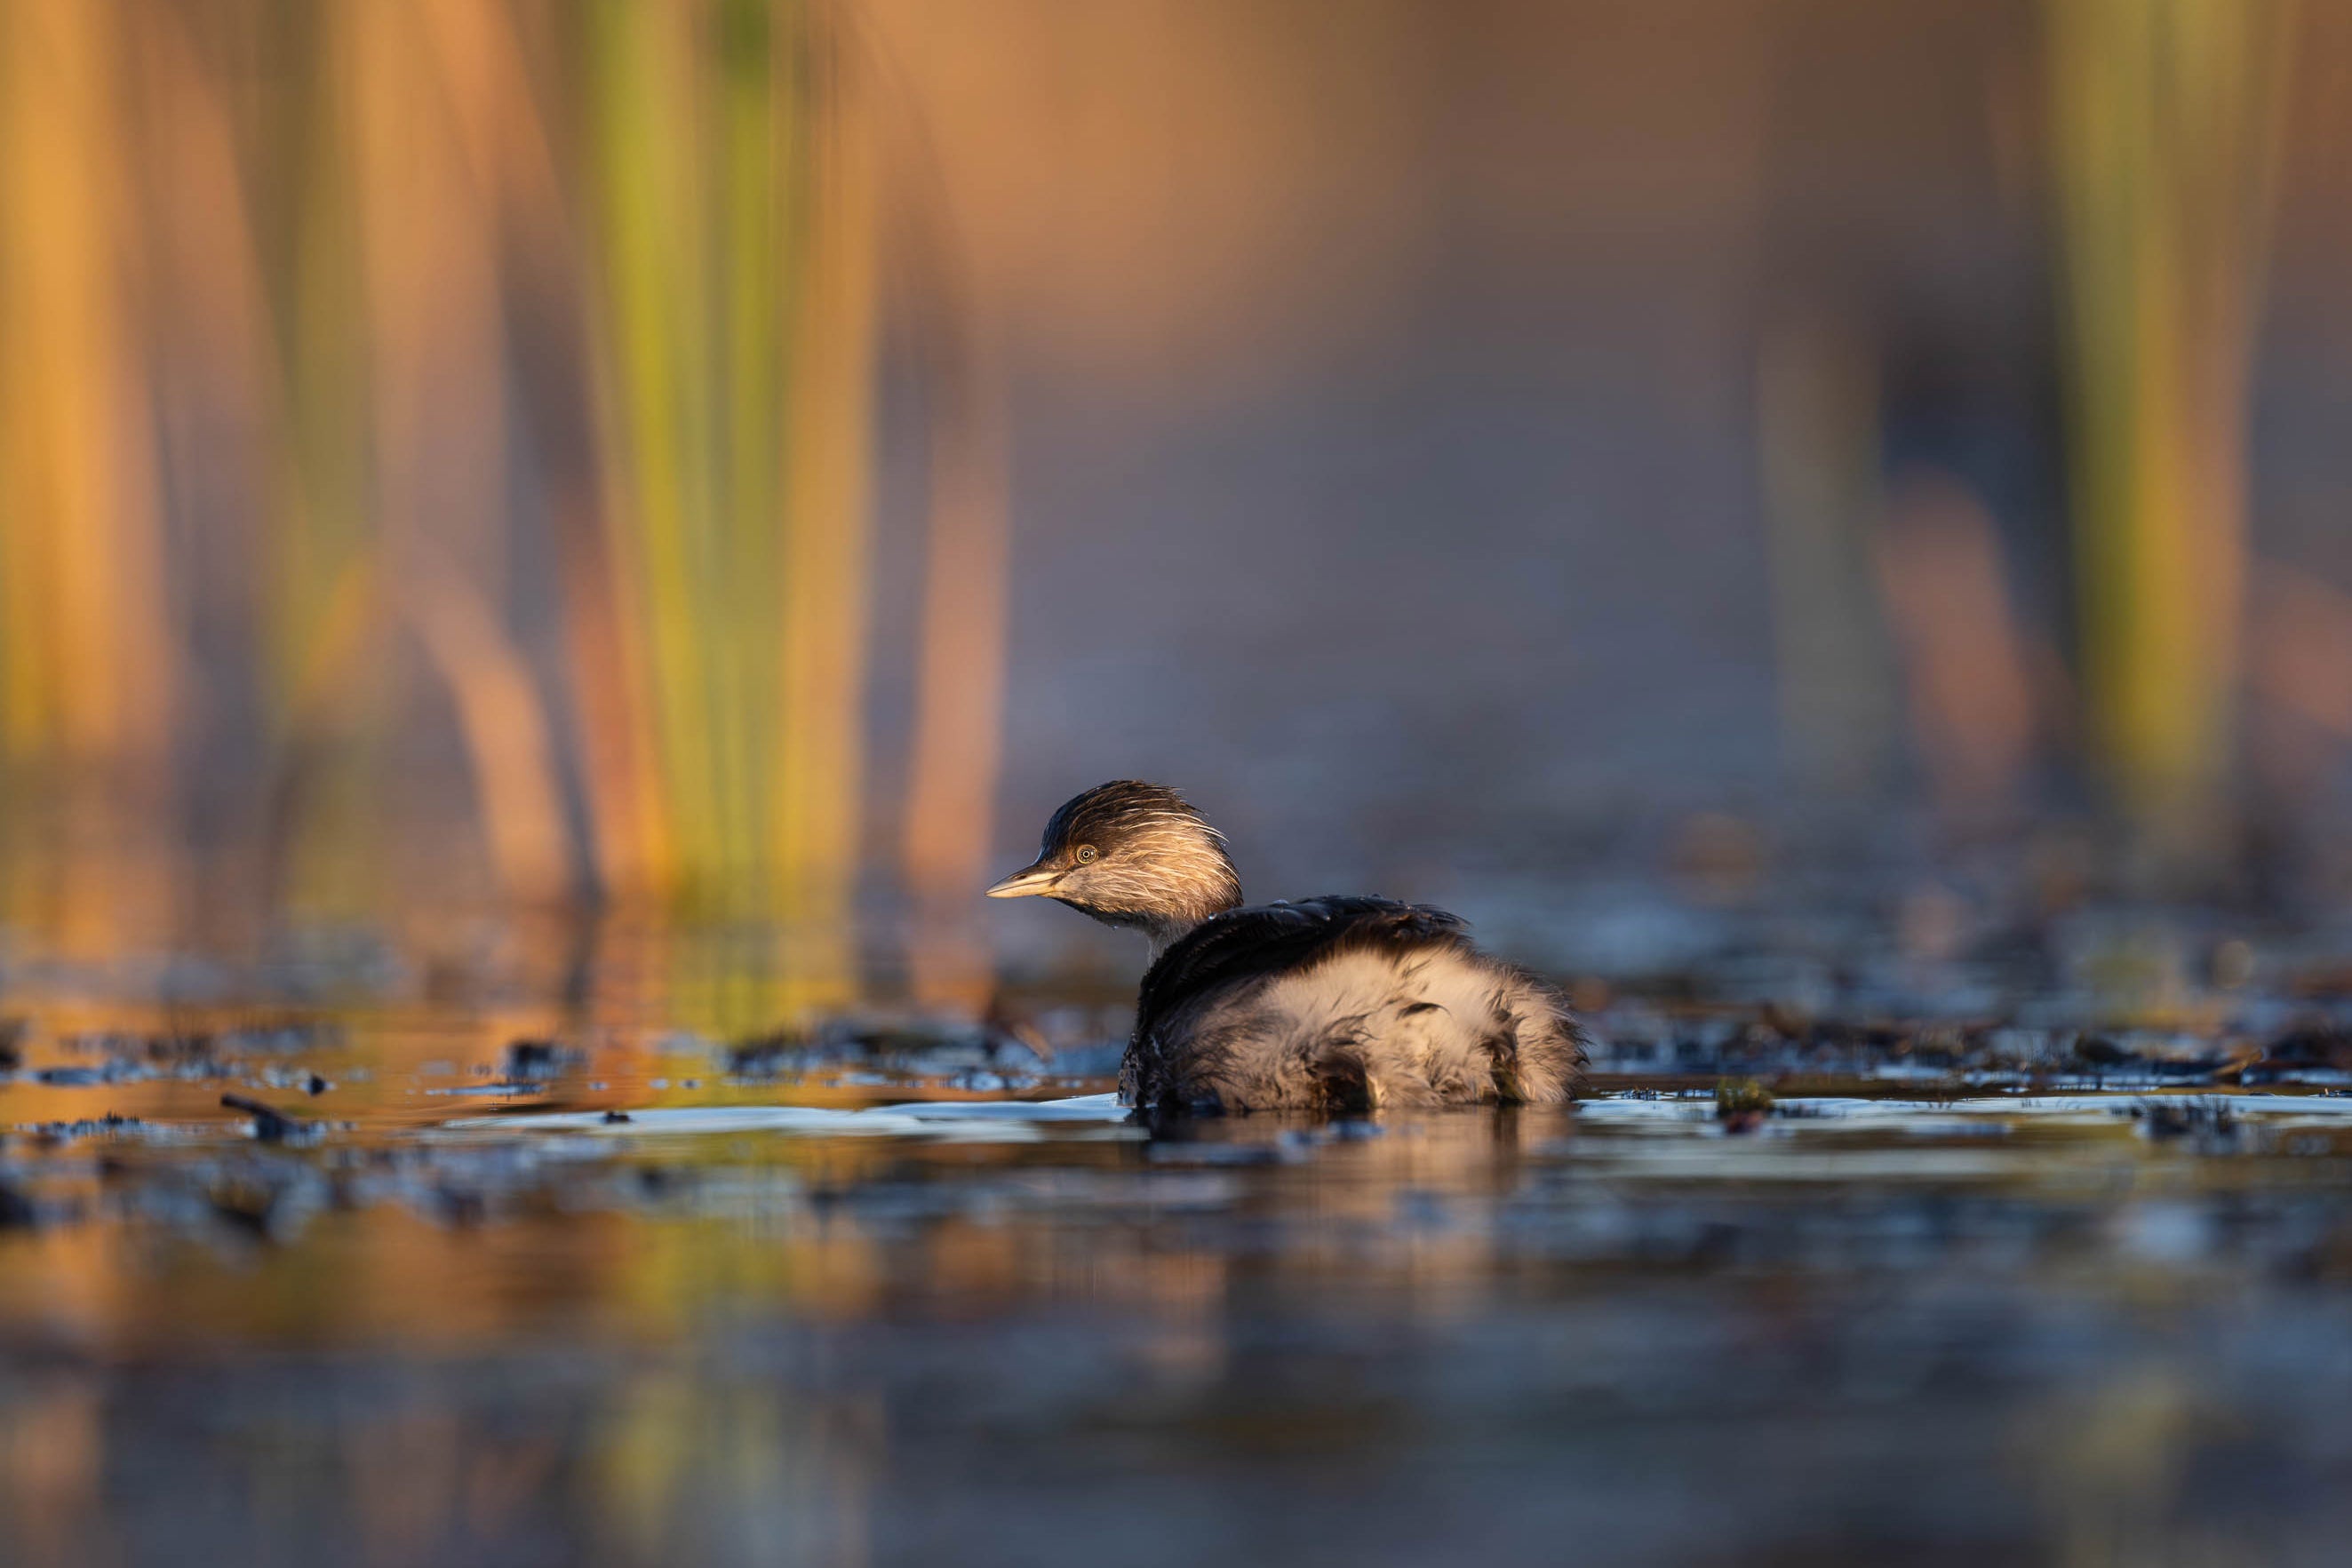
[{"left": 1716, "top": 1078, "right": 1775, "bottom": 1133}]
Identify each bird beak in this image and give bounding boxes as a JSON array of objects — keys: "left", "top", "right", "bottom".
[{"left": 985, "top": 862, "right": 1060, "bottom": 899}]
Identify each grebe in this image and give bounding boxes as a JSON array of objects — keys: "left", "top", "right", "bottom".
[{"left": 987, "top": 781, "right": 1585, "bottom": 1114}]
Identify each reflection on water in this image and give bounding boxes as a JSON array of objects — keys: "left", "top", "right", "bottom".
[{"left": 5, "top": 996, "right": 2352, "bottom": 1568}]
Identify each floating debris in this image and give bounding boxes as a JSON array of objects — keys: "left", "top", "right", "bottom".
[
  {"left": 502, "top": 1039, "right": 585, "bottom": 1082},
  {"left": 19, "top": 1112, "right": 151, "bottom": 1146},
  {"left": 36, "top": 1067, "right": 114, "bottom": 1087},
  {"left": 728, "top": 1015, "right": 1050, "bottom": 1081},
  {"left": 2133, "top": 1096, "right": 2240, "bottom": 1146},
  {"left": 220, "top": 1094, "right": 319, "bottom": 1146},
  {"left": 2243, "top": 1026, "right": 2352, "bottom": 1086}
]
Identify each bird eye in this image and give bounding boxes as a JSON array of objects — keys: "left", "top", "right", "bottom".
[{"left": 1074, "top": 845, "right": 1098, "bottom": 864}]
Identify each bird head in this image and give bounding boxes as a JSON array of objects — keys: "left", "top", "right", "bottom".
[{"left": 986, "top": 781, "right": 1243, "bottom": 944}]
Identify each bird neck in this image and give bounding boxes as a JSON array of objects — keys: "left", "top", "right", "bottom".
[
  {"left": 1143, "top": 919, "right": 1192, "bottom": 964},
  {"left": 1139, "top": 888, "right": 1240, "bottom": 961}
]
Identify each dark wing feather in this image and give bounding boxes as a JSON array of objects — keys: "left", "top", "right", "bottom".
[{"left": 1133, "top": 895, "right": 1468, "bottom": 1047}]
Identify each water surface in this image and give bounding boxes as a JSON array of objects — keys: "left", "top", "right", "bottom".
[{"left": 4, "top": 1005, "right": 2352, "bottom": 1566}]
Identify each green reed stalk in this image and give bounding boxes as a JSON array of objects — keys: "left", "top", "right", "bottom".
[
  {"left": 579, "top": 0, "right": 877, "bottom": 1016},
  {"left": 586, "top": 0, "right": 729, "bottom": 911},
  {"left": 2045, "top": 0, "right": 2296, "bottom": 870}
]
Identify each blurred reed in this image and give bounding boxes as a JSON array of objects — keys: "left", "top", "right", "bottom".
[
  {"left": 0, "top": 0, "right": 178, "bottom": 954},
  {"left": 0, "top": 0, "right": 1004, "bottom": 1022},
  {"left": 2045, "top": 0, "right": 2299, "bottom": 869},
  {"left": 578, "top": 0, "right": 883, "bottom": 1015},
  {"left": 890, "top": 101, "right": 1011, "bottom": 1013},
  {"left": 1873, "top": 474, "right": 2041, "bottom": 821},
  {"left": 1757, "top": 316, "right": 1900, "bottom": 800}
]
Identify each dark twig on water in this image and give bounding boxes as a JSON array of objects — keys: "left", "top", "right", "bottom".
[{"left": 220, "top": 1094, "right": 313, "bottom": 1144}]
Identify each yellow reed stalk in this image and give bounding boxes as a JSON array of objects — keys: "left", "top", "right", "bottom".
[
  {"left": 243, "top": 1, "right": 387, "bottom": 920},
  {"left": 0, "top": 0, "right": 176, "bottom": 952},
  {"left": 714, "top": 0, "right": 792, "bottom": 926},
  {"left": 2045, "top": 0, "right": 2297, "bottom": 864},
  {"left": 572, "top": 0, "right": 882, "bottom": 1017},
  {"left": 0, "top": 0, "right": 173, "bottom": 767},
  {"left": 264, "top": 4, "right": 372, "bottom": 712},
  {"left": 584, "top": 0, "right": 728, "bottom": 910},
  {"left": 774, "top": 14, "right": 881, "bottom": 1014}
]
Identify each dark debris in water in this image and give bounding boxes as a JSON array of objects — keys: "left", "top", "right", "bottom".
[
  {"left": 728, "top": 1014, "right": 1052, "bottom": 1082},
  {"left": 2131, "top": 1097, "right": 2241, "bottom": 1147},
  {"left": 2242, "top": 1026, "right": 2352, "bottom": 1082},
  {"left": 502, "top": 1038, "right": 585, "bottom": 1081},
  {"left": 1584, "top": 1000, "right": 2352, "bottom": 1094},
  {"left": 219, "top": 1094, "right": 320, "bottom": 1145},
  {"left": 2, "top": 1017, "right": 354, "bottom": 1096},
  {"left": 20, "top": 1111, "right": 147, "bottom": 1143},
  {"left": 36, "top": 1065, "right": 123, "bottom": 1087}
]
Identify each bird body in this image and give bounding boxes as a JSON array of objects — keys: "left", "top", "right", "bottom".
[
  {"left": 1126, "top": 895, "right": 1583, "bottom": 1113},
  {"left": 989, "top": 783, "right": 1584, "bottom": 1114}
]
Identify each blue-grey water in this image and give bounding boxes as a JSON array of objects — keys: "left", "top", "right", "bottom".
[{"left": 5, "top": 977, "right": 2352, "bottom": 1568}]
